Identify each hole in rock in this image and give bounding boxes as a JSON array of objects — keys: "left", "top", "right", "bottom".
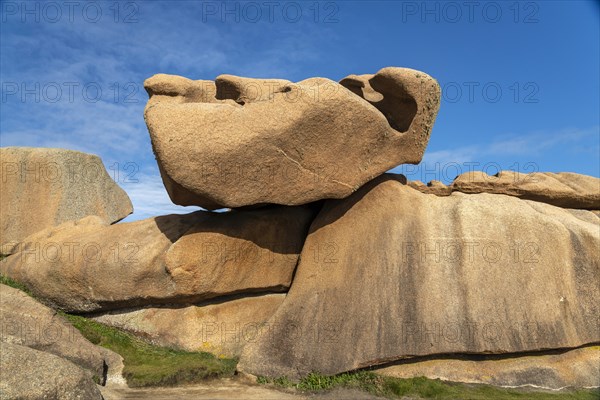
[{"left": 341, "top": 76, "right": 418, "bottom": 133}]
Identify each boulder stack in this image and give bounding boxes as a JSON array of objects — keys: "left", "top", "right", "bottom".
[{"left": 2, "top": 67, "right": 599, "bottom": 394}]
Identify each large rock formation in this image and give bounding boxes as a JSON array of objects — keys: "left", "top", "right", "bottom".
[
  {"left": 375, "top": 346, "right": 600, "bottom": 390},
  {"left": 238, "top": 174, "right": 600, "bottom": 378},
  {"left": 1, "top": 206, "right": 315, "bottom": 313},
  {"left": 92, "top": 294, "right": 285, "bottom": 358},
  {"left": 144, "top": 67, "right": 441, "bottom": 209},
  {"left": 0, "top": 284, "right": 115, "bottom": 382},
  {"left": 0, "top": 342, "right": 103, "bottom": 400},
  {"left": 409, "top": 171, "right": 600, "bottom": 210},
  {"left": 4, "top": 64, "right": 598, "bottom": 397},
  {"left": 0, "top": 147, "right": 133, "bottom": 254}
]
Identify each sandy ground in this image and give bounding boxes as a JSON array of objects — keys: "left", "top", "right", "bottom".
[{"left": 98, "top": 378, "right": 391, "bottom": 400}]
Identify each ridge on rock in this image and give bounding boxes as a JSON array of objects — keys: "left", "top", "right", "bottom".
[
  {"left": 409, "top": 171, "right": 600, "bottom": 210},
  {"left": 375, "top": 346, "right": 600, "bottom": 390},
  {"left": 143, "top": 67, "right": 441, "bottom": 209}
]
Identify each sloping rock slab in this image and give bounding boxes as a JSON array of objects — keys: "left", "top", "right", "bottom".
[
  {"left": 0, "top": 284, "right": 111, "bottom": 380},
  {"left": 0, "top": 342, "right": 103, "bottom": 399},
  {"left": 375, "top": 346, "right": 600, "bottom": 390},
  {"left": 239, "top": 174, "right": 600, "bottom": 378}
]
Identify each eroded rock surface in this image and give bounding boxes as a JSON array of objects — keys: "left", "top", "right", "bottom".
[
  {"left": 0, "top": 342, "right": 103, "bottom": 400},
  {"left": 144, "top": 67, "right": 440, "bottom": 209},
  {"left": 92, "top": 294, "right": 286, "bottom": 358}
]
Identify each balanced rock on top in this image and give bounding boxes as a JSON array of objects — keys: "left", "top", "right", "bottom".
[{"left": 143, "top": 67, "right": 441, "bottom": 209}]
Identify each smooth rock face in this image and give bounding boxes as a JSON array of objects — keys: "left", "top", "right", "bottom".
[
  {"left": 0, "top": 284, "right": 109, "bottom": 380},
  {"left": 0, "top": 147, "right": 133, "bottom": 254},
  {"left": 1, "top": 206, "right": 314, "bottom": 313},
  {"left": 0, "top": 342, "right": 103, "bottom": 400},
  {"left": 239, "top": 175, "right": 600, "bottom": 378},
  {"left": 410, "top": 171, "right": 600, "bottom": 210},
  {"left": 375, "top": 346, "right": 600, "bottom": 390},
  {"left": 144, "top": 67, "right": 440, "bottom": 209},
  {"left": 92, "top": 294, "right": 285, "bottom": 358}
]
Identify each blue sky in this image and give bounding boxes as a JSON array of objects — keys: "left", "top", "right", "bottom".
[{"left": 1, "top": 0, "right": 598, "bottom": 221}]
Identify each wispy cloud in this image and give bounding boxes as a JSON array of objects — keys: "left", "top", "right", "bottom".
[{"left": 484, "top": 126, "right": 599, "bottom": 157}]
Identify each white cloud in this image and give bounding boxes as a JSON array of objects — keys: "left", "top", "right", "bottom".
[
  {"left": 391, "top": 126, "right": 600, "bottom": 183},
  {"left": 485, "top": 126, "right": 599, "bottom": 156},
  {"left": 424, "top": 126, "right": 599, "bottom": 164}
]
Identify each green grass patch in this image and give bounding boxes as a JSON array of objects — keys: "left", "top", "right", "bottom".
[
  {"left": 60, "top": 313, "right": 237, "bottom": 387},
  {"left": 1, "top": 275, "right": 238, "bottom": 387},
  {"left": 0, "top": 272, "right": 33, "bottom": 296},
  {"left": 258, "top": 371, "right": 600, "bottom": 400}
]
